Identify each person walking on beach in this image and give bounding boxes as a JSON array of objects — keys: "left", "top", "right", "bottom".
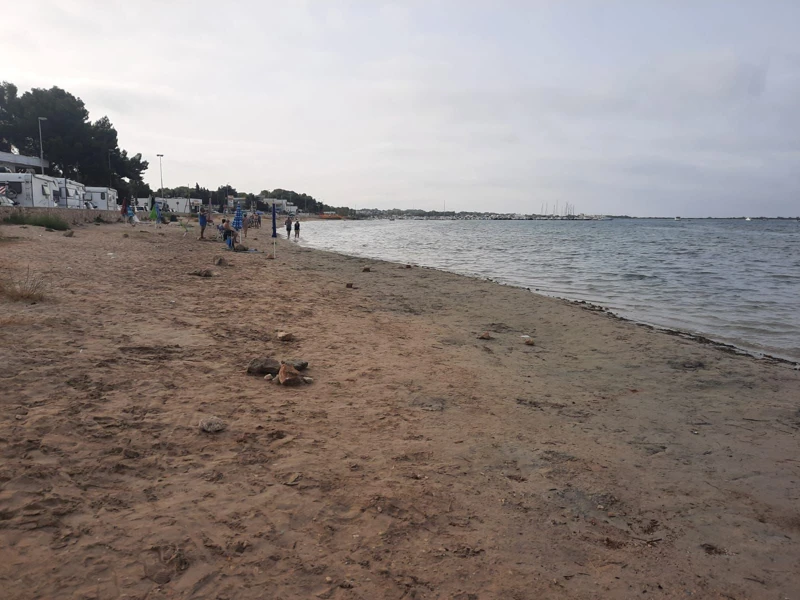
[
  {"left": 285, "top": 216, "right": 292, "bottom": 239},
  {"left": 126, "top": 203, "right": 137, "bottom": 227},
  {"left": 294, "top": 219, "right": 300, "bottom": 239},
  {"left": 198, "top": 206, "right": 208, "bottom": 240},
  {"left": 242, "top": 213, "right": 250, "bottom": 239}
]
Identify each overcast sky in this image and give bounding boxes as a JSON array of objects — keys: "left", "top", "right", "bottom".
[{"left": 3, "top": 1, "right": 799, "bottom": 216}]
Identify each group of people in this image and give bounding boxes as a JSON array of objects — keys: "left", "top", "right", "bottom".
[
  {"left": 241, "top": 213, "right": 262, "bottom": 239},
  {"left": 196, "top": 206, "right": 301, "bottom": 249},
  {"left": 285, "top": 215, "right": 300, "bottom": 239}
]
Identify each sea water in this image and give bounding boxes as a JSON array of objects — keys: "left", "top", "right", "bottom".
[{"left": 298, "top": 218, "right": 800, "bottom": 362}]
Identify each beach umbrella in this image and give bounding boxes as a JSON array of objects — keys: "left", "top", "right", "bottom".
[{"left": 232, "top": 202, "right": 243, "bottom": 231}]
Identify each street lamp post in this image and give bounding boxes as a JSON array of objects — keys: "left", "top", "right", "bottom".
[
  {"left": 157, "top": 154, "right": 165, "bottom": 203},
  {"left": 108, "top": 149, "right": 113, "bottom": 188},
  {"left": 37, "top": 117, "right": 47, "bottom": 175}
]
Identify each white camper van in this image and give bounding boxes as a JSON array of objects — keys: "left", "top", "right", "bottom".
[
  {"left": 84, "top": 187, "right": 118, "bottom": 211},
  {"left": 54, "top": 179, "right": 86, "bottom": 209},
  {"left": 0, "top": 173, "right": 59, "bottom": 208}
]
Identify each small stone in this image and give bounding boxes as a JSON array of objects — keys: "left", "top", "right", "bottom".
[
  {"left": 63, "top": 230, "right": 74, "bottom": 237},
  {"left": 276, "top": 331, "right": 294, "bottom": 342},
  {"left": 264, "top": 374, "right": 273, "bottom": 381},
  {"left": 200, "top": 416, "right": 226, "bottom": 433},
  {"left": 346, "top": 283, "right": 354, "bottom": 289},
  {"left": 524, "top": 339, "right": 535, "bottom": 346},
  {"left": 326, "top": 576, "right": 333, "bottom": 583},
  {"left": 405, "top": 264, "right": 412, "bottom": 269},
  {"left": 477, "top": 331, "right": 493, "bottom": 340},
  {"left": 213, "top": 256, "right": 228, "bottom": 267},
  {"left": 284, "top": 472, "right": 302, "bottom": 486},
  {"left": 285, "top": 359, "right": 308, "bottom": 371},
  {"left": 278, "top": 363, "right": 303, "bottom": 386},
  {"left": 362, "top": 267, "right": 371, "bottom": 272},
  {"left": 152, "top": 571, "right": 172, "bottom": 584},
  {"left": 123, "top": 448, "right": 140, "bottom": 459},
  {"left": 247, "top": 357, "right": 281, "bottom": 376},
  {"left": 303, "top": 377, "right": 314, "bottom": 384},
  {"left": 190, "top": 269, "right": 213, "bottom": 277},
  {"left": 234, "top": 243, "right": 248, "bottom": 252},
  {"left": 45, "top": 228, "right": 55, "bottom": 232},
  {"left": 122, "top": 233, "right": 129, "bottom": 238}
]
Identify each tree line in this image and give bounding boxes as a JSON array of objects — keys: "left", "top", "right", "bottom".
[
  {"left": 0, "top": 81, "right": 152, "bottom": 200},
  {"left": 159, "top": 185, "right": 342, "bottom": 214},
  {"left": 1, "top": 81, "right": 350, "bottom": 214}
]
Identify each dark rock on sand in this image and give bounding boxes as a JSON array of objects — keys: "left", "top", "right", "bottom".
[
  {"left": 285, "top": 359, "right": 308, "bottom": 371},
  {"left": 247, "top": 357, "right": 281, "bottom": 376}
]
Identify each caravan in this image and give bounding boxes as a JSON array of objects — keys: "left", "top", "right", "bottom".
[
  {"left": 85, "top": 187, "right": 118, "bottom": 211},
  {"left": 55, "top": 179, "right": 86, "bottom": 209},
  {"left": 0, "top": 173, "right": 59, "bottom": 208}
]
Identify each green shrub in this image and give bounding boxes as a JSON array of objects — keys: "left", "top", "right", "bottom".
[{"left": 2, "top": 213, "right": 71, "bottom": 230}]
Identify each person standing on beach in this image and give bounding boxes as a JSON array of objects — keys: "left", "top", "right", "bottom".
[
  {"left": 294, "top": 219, "right": 300, "bottom": 239},
  {"left": 242, "top": 213, "right": 250, "bottom": 239},
  {"left": 285, "top": 216, "right": 292, "bottom": 238},
  {"left": 198, "top": 206, "right": 208, "bottom": 240}
]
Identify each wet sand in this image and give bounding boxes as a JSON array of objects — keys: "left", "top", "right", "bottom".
[{"left": 1, "top": 221, "right": 799, "bottom": 599}]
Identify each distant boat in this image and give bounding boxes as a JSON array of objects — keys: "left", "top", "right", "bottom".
[
  {"left": 745, "top": 217, "right": 752, "bottom": 221},
  {"left": 674, "top": 216, "right": 681, "bottom": 221}
]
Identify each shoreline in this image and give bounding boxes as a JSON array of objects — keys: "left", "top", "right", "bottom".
[
  {"left": 297, "top": 239, "right": 800, "bottom": 368},
  {"left": 2, "top": 221, "right": 799, "bottom": 599}
]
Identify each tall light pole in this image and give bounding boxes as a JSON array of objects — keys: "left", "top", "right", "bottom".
[
  {"left": 108, "top": 149, "right": 113, "bottom": 188},
  {"left": 157, "top": 154, "right": 164, "bottom": 201},
  {"left": 37, "top": 117, "right": 47, "bottom": 174}
]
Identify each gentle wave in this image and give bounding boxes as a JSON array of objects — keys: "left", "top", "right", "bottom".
[{"left": 299, "top": 218, "right": 800, "bottom": 362}]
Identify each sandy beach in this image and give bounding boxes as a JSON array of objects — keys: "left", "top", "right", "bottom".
[{"left": 1, "top": 220, "right": 799, "bottom": 600}]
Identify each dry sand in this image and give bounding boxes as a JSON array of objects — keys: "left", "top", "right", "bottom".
[{"left": 1, "top": 221, "right": 799, "bottom": 600}]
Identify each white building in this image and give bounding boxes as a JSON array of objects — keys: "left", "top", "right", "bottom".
[
  {"left": 0, "top": 150, "right": 48, "bottom": 173},
  {"left": 261, "top": 198, "right": 297, "bottom": 214}
]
